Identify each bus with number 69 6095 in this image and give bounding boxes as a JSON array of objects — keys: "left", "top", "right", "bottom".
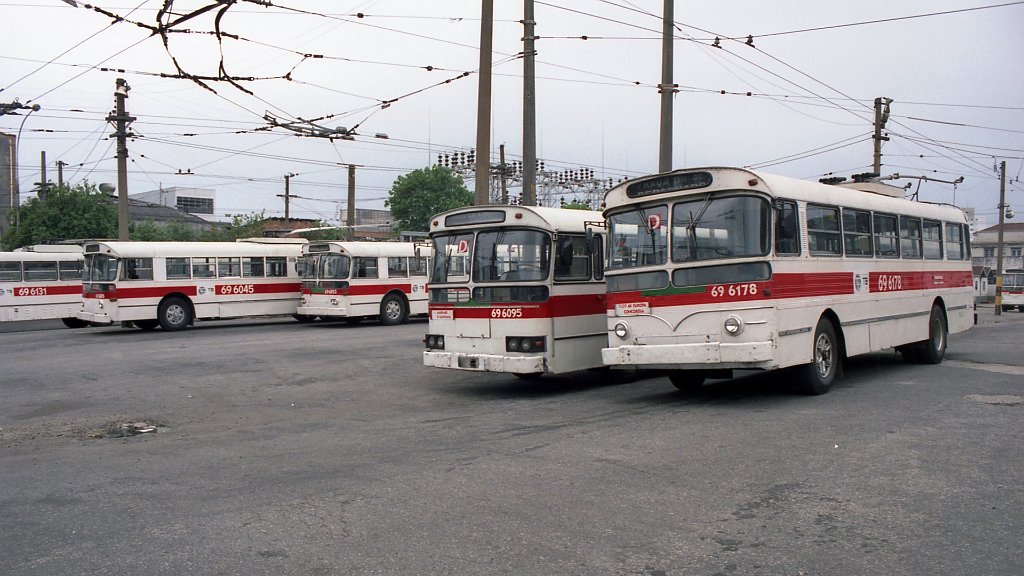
[{"left": 423, "top": 205, "right": 607, "bottom": 377}]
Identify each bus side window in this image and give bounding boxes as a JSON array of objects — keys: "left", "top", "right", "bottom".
[
  {"left": 354, "top": 257, "right": 378, "bottom": 279},
  {"left": 122, "top": 258, "right": 153, "bottom": 281},
  {"left": 592, "top": 235, "right": 604, "bottom": 281},
  {"left": 774, "top": 199, "right": 800, "bottom": 256},
  {"left": 554, "top": 235, "right": 589, "bottom": 281},
  {"left": 24, "top": 261, "right": 58, "bottom": 282},
  {"left": 807, "top": 204, "right": 842, "bottom": 256},
  {"left": 266, "top": 257, "right": 287, "bottom": 277},
  {"left": 388, "top": 257, "right": 408, "bottom": 278},
  {"left": 900, "top": 216, "right": 922, "bottom": 259},
  {"left": 0, "top": 262, "right": 22, "bottom": 282},
  {"left": 59, "top": 260, "right": 83, "bottom": 281}
]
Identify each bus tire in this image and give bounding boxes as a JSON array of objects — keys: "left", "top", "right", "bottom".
[
  {"left": 917, "top": 305, "right": 947, "bottom": 365},
  {"left": 379, "top": 293, "right": 407, "bottom": 326},
  {"left": 798, "top": 317, "right": 839, "bottom": 395},
  {"left": 135, "top": 319, "right": 159, "bottom": 331},
  {"left": 158, "top": 296, "right": 192, "bottom": 331},
  {"left": 61, "top": 317, "right": 89, "bottom": 329},
  {"left": 668, "top": 370, "right": 706, "bottom": 391}
]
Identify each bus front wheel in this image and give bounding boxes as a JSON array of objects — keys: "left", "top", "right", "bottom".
[
  {"left": 379, "top": 294, "right": 407, "bottom": 326},
  {"left": 61, "top": 317, "right": 88, "bottom": 329},
  {"left": 798, "top": 318, "right": 839, "bottom": 395},
  {"left": 668, "top": 370, "right": 706, "bottom": 391},
  {"left": 158, "top": 297, "right": 192, "bottom": 331}
]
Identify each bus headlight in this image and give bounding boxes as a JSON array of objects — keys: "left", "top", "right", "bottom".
[
  {"left": 614, "top": 322, "right": 629, "bottom": 339},
  {"left": 424, "top": 334, "right": 445, "bottom": 350},
  {"left": 724, "top": 315, "right": 744, "bottom": 336}
]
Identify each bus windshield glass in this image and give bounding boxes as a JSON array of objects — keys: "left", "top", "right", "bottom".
[
  {"left": 84, "top": 254, "right": 118, "bottom": 282},
  {"left": 431, "top": 233, "right": 474, "bottom": 284},
  {"left": 321, "top": 254, "right": 350, "bottom": 279},
  {"left": 607, "top": 205, "right": 668, "bottom": 270},
  {"left": 473, "top": 229, "right": 551, "bottom": 282},
  {"left": 671, "top": 194, "right": 770, "bottom": 262}
]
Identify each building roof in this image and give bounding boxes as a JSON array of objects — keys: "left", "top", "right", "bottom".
[
  {"left": 977, "top": 222, "right": 1024, "bottom": 233},
  {"left": 108, "top": 195, "right": 213, "bottom": 227}
]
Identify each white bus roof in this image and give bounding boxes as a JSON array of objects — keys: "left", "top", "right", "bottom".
[
  {"left": 605, "top": 167, "right": 968, "bottom": 224},
  {"left": 13, "top": 244, "right": 84, "bottom": 254},
  {"left": 1, "top": 250, "right": 84, "bottom": 262},
  {"left": 301, "top": 241, "right": 428, "bottom": 258},
  {"left": 83, "top": 241, "right": 304, "bottom": 258},
  {"left": 430, "top": 205, "right": 603, "bottom": 234}
]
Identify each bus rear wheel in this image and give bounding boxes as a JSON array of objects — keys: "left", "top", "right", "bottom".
[
  {"left": 158, "top": 297, "right": 192, "bottom": 331},
  {"left": 798, "top": 317, "right": 839, "bottom": 395},
  {"left": 916, "top": 305, "right": 947, "bottom": 365},
  {"left": 668, "top": 370, "right": 706, "bottom": 391},
  {"left": 379, "top": 293, "right": 407, "bottom": 326}
]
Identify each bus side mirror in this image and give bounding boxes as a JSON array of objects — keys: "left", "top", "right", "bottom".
[{"left": 585, "top": 228, "right": 595, "bottom": 255}]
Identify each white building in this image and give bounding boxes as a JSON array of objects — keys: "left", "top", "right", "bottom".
[{"left": 130, "top": 186, "right": 217, "bottom": 222}]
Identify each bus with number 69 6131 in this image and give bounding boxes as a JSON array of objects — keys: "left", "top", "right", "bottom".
[{"left": 0, "top": 244, "right": 86, "bottom": 328}]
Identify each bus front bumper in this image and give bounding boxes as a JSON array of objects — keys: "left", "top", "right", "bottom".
[
  {"left": 77, "top": 310, "right": 112, "bottom": 325},
  {"left": 296, "top": 305, "right": 349, "bottom": 318},
  {"left": 602, "top": 341, "right": 775, "bottom": 369},
  {"left": 423, "top": 351, "right": 546, "bottom": 374}
]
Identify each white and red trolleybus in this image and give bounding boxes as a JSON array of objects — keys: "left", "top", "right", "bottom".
[
  {"left": 0, "top": 245, "right": 86, "bottom": 328},
  {"left": 600, "top": 167, "right": 974, "bottom": 394},
  {"left": 423, "top": 205, "right": 607, "bottom": 376},
  {"left": 78, "top": 238, "right": 305, "bottom": 331},
  {"left": 296, "top": 241, "right": 431, "bottom": 325},
  {"left": 999, "top": 269, "right": 1024, "bottom": 312}
]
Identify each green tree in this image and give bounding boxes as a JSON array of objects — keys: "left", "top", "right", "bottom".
[
  {"left": 2, "top": 183, "right": 116, "bottom": 249},
  {"left": 386, "top": 166, "right": 473, "bottom": 232},
  {"left": 561, "top": 200, "right": 596, "bottom": 211}
]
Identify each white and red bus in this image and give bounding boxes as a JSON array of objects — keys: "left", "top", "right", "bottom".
[
  {"left": 999, "top": 269, "right": 1024, "bottom": 312},
  {"left": 0, "top": 245, "right": 86, "bottom": 328},
  {"left": 297, "top": 241, "right": 430, "bottom": 325},
  {"left": 423, "top": 205, "right": 607, "bottom": 376},
  {"left": 78, "top": 238, "right": 305, "bottom": 331},
  {"left": 601, "top": 167, "right": 974, "bottom": 394}
]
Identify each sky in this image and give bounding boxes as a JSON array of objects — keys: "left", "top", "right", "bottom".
[{"left": 1, "top": 0, "right": 1022, "bottom": 229}]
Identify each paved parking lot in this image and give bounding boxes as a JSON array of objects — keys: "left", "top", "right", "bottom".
[{"left": 1, "top": 309, "right": 1021, "bottom": 575}]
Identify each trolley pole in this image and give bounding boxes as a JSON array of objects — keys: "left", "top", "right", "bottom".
[
  {"left": 995, "top": 160, "right": 1007, "bottom": 316},
  {"left": 106, "top": 78, "right": 135, "bottom": 241},
  {"left": 474, "top": 0, "right": 494, "bottom": 205}
]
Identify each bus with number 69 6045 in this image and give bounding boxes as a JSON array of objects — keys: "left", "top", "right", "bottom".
[{"left": 78, "top": 238, "right": 305, "bottom": 331}]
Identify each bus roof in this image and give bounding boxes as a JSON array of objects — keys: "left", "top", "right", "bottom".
[
  {"left": 605, "top": 167, "right": 968, "bottom": 224},
  {"left": 14, "top": 244, "right": 84, "bottom": 254},
  {"left": 301, "top": 241, "right": 426, "bottom": 258},
  {"left": 83, "top": 241, "right": 304, "bottom": 258},
  {"left": 429, "top": 205, "right": 603, "bottom": 234},
  {"left": 1, "top": 250, "right": 83, "bottom": 262}
]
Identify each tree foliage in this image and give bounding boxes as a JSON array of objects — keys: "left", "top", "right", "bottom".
[
  {"left": 561, "top": 200, "right": 597, "bottom": 211},
  {"left": 2, "top": 183, "right": 117, "bottom": 249},
  {"left": 386, "top": 166, "right": 473, "bottom": 232}
]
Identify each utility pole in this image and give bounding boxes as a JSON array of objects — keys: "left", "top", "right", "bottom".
[
  {"left": 347, "top": 164, "right": 356, "bottom": 239},
  {"left": 283, "top": 173, "right": 294, "bottom": 223},
  {"left": 37, "top": 151, "right": 48, "bottom": 199},
  {"left": 657, "top": 0, "right": 676, "bottom": 173},
  {"left": 995, "top": 160, "right": 1007, "bottom": 316},
  {"left": 106, "top": 78, "right": 135, "bottom": 241},
  {"left": 499, "top": 144, "right": 508, "bottom": 205},
  {"left": 522, "top": 0, "right": 537, "bottom": 206},
  {"left": 474, "top": 0, "right": 494, "bottom": 205},
  {"left": 872, "top": 97, "right": 892, "bottom": 175},
  {"left": 56, "top": 160, "right": 66, "bottom": 188}
]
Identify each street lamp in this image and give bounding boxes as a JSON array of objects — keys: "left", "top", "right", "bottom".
[{"left": 14, "top": 103, "right": 40, "bottom": 230}]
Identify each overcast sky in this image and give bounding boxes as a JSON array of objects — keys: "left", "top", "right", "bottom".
[{"left": 1, "top": 0, "right": 1021, "bottom": 228}]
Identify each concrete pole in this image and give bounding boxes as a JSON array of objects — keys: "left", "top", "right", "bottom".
[
  {"left": 657, "top": 0, "right": 674, "bottom": 173},
  {"left": 474, "top": 0, "right": 494, "bottom": 205},
  {"left": 108, "top": 78, "right": 134, "bottom": 241},
  {"left": 347, "top": 164, "right": 356, "bottom": 239},
  {"left": 284, "top": 173, "right": 292, "bottom": 223},
  {"left": 499, "top": 144, "right": 508, "bottom": 205},
  {"left": 995, "top": 161, "right": 1007, "bottom": 316},
  {"left": 522, "top": 0, "right": 537, "bottom": 206},
  {"left": 57, "top": 160, "right": 66, "bottom": 188}
]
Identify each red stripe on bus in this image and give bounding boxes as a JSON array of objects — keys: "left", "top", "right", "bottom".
[
  {"left": 303, "top": 283, "right": 413, "bottom": 296},
  {"left": 429, "top": 293, "right": 605, "bottom": 319},
  {"left": 83, "top": 283, "right": 301, "bottom": 300},
  {"left": 10, "top": 284, "right": 82, "bottom": 296},
  {"left": 606, "top": 270, "right": 972, "bottom": 308}
]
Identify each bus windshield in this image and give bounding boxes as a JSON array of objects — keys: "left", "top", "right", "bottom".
[
  {"left": 607, "top": 205, "right": 668, "bottom": 270},
  {"left": 473, "top": 229, "right": 550, "bottom": 283},
  {"left": 430, "top": 233, "right": 473, "bottom": 284},
  {"left": 671, "top": 194, "right": 770, "bottom": 262},
  {"left": 84, "top": 254, "right": 118, "bottom": 282}
]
